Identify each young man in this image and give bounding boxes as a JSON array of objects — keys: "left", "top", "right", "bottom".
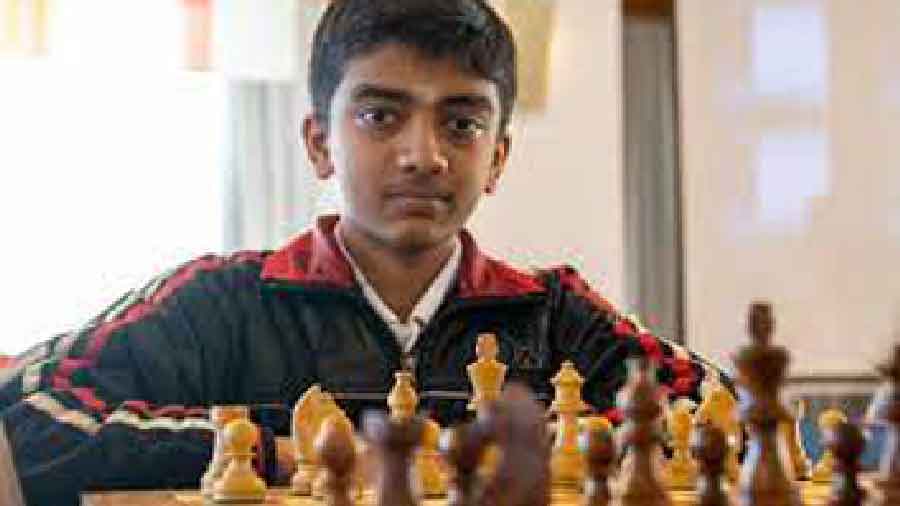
[{"left": 0, "top": 0, "right": 727, "bottom": 503}]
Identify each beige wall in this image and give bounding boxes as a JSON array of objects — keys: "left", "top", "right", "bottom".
[
  {"left": 471, "top": 0, "right": 625, "bottom": 304},
  {"left": 678, "top": 0, "right": 900, "bottom": 375}
]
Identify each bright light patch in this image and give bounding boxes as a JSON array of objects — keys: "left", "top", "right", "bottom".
[
  {"left": 0, "top": 2, "right": 224, "bottom": 354},
  {"left": 752, "top": 4, "right": 828, "bottom": 103},
  {"left": 755, "top": 130, "right": 829, "bottom": 229}
]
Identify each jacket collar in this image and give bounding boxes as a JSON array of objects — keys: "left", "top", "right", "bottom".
[{"left": 261, "top": 215, "right": 546, "bottom": 299}]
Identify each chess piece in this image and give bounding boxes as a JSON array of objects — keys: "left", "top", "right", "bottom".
[
  {"left": 291, "top": 386, "right": 346, "bottom": 496},
  {"left": 292, "top": 385, "right": 328, "bottom": 495},
  {"left": 212, "top": 418, "right": 267, "bottom": 503},
  {"left": 782, "top": 399, "right": 811, "bottom": 481},
  {"left": 616, "top": 357, "right": 671, "bottom": 506},
  {"left": 733, "top": 301, "right": 801, "bottom": 506},
  {"left": 388, "top": 370, "right": 418, "bottom": 421},
  {"left": 415, "top": 417, "right": 448, "bottom": 498},
  {"left": 549, "top": 360, "right": 589, "bottom": 490},
  {"left": 439, "top": 422, "right": 493, "bottom": 506},
  {"left": 578, "top": 416, "right": 615, "bottom": 506},
  {"left": 201, "top": 405, "right": 249, "bottom": 498},
  {"left": 479, "top": 383, "right": 551, "bottom": 506},
  {"left": 666, "top": 397, "right": 698, "bottom": 490},
  {"left": 351, "top": 436, "right": 370, "bottom": 501},
  {"left": 467, "top": 333, "right": 507, "bottom": 418},
  {"left": 314, "top": 414, "right": 357, "bottom": 506},
  {"left": 467, "top": 334, "right": 507, "bottom": 480},
  {"left": 826, "top": 420, "right": 866, "bottom": 506},
  {"left": 363, "top": 410, "right": 424, "bottom": 506},
  {"left": 695, "top": 375, "right": 741, "bottom": 483},
  {"left": 812, "top": 407, "right": 848, "bottom": 483},
  {"left": 691, "top": 422, "right": 733, "bottom": 506},
  {"left": 312, "top": 399, "right": 353, "bottom": 499},
  {"left": 872, "top": 344, "right": 900, "bottom": 505}
]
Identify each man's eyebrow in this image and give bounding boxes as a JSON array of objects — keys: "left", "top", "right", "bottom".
[
  {"left": 350, "top": 85, "right": 494, "bottom": 112},
  {"left": 442, "top": 94, "right": 495, "bottom": 112},
  {"left": 350, "top": 84, "right": 414, "bottom": 104}
]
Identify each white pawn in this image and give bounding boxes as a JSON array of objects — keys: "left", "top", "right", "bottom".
[
  {"left": 811, "top": 407, "right": 847, "bottom": 483},
  {"left": 201, "top": 406, "right": 249, "bottom": 498},
  {"left": 666, "top": 397, "right": 698, "bottom": 490},
  {"left": 415, "top": 418, "right": 448, "bottom": 498},
  {"left": 388, "top": 370, "right": 418, "bottom": 422},
  {"left": 213, "top": 418, "right": 267, "bottom": 503}
]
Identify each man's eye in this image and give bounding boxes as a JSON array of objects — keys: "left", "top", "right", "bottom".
[
  {"left": 356, "top": 108, "right": 398, "bottom": 127},
  {"left": 446, "top": 117, "right": 486, "bottom": 138}
]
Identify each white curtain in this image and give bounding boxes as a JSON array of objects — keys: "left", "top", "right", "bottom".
[{"left": 223, "top": 81, "right": 328, "bottom": 251}]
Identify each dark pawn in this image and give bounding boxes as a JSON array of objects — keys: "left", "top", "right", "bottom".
[
  {"left": 692, "top": 423, "right": 733, "bottom": 506},
  {"left": 479, "top": 383, "right": 551, "bottom": 506},
  {"left": 617, "top": 357, "right": 671, "bottom": 506},
  {"left": 873, "top": 344, "right": 900, "bottom": 505},
  {"left": 314, "top": 416, "right": 357, "bottom": 506},
  {"left": 827, "top": 421, "right": 867, "bottom": 506},
  {"left": 439, "top": 422, "right": 492, "bottom": 506},
  {"left": 362, "top": 410, "right": 424, "bottom": 506},
  {"left": 578, "top": 419, "right": 616, "bottom": 506},
  {"left": 734, "top": 302, "right": 801, "bottom": 506}
]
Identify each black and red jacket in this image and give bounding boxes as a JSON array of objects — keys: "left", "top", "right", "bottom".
[{"left": 0, "top": 214, "right": 727, "bottom": 505}]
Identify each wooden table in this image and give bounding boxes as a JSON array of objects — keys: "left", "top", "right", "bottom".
[{"left": 82, "top": 481, "right": 853, "bottom": 506}]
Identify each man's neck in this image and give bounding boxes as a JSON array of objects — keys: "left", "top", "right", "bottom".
[{"left": 337, "top": 223, "right": 457, "bottom": 322}]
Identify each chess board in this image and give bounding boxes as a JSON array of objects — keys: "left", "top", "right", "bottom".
[
  {"left": 81, "top": 314, "right": 895, "bottom": 506},
  {"left": 81, "top": 480, "right": 861, "bottom": 506}
]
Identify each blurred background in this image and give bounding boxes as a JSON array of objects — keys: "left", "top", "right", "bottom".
[{"left": 0, "top": 0, "right": 897, "bottom": 404}]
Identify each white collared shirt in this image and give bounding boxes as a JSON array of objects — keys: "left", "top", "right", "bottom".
[{"left": 335, "top": 226, "right": 462, "bottom": 354}]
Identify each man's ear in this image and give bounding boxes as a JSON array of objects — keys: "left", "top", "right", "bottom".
[
  {"left": 485, "top": 134, "right": 510, "bottom": 195},
  {"left": 303, "top": 114, "right": 334, "bottom": 180}
]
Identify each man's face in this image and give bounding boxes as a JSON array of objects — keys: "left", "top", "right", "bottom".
[{"left": 304, "top": 43, "right": 509, "bottom": 254}]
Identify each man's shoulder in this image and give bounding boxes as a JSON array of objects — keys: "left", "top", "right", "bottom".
[
  {"left": 530, "top": 264, "right": 617, "bottom": 315},
  {"left": 157, "top": 250, "right": 270, "bottom": 286},
  {"left": 117, "top": 250, "right": 271, "bottom": 312}
]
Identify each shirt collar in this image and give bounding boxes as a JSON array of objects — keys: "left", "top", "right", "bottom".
[
  {"left": 260, "top": 214, "right": 545, "bottom": 299},
  {"left": 334, "top": 223, "right": 461, "bottom": 326}
]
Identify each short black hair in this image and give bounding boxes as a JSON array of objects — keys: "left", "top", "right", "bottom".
[{"left": 309, "top": 0, "right": 517, "bottom": 135}]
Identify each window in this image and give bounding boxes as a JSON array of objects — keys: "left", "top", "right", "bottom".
[
  {"left": 751, "top": 4, "right": 828, "bottom": 104},
  {"left": 755, "top": 129, "right": 829, "bottom": 230},
  {"left": 0, "top": 2, "right": 223, "bottom": 354},
  {"left": 747, "top": 1, "right": 830, "bottom": 236}
]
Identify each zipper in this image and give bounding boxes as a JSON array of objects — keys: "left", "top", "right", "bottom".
[{"left": 411, "top": 294, "right": 547, "bottom": 388}]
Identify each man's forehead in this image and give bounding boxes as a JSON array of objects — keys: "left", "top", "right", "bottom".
[{"left": 336, "top": 44, "right": 500, "bottom": 109}]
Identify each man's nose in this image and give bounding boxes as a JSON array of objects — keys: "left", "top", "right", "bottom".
[{"left": 396, "top": 117, "right": 450, "bottom": 175}]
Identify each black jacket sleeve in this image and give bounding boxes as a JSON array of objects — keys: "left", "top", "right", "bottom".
[
  {"left": 541, "top": 266, "right": 732, "bottom": 422},
  {"left": 0, "top": 254, "right": 272, "bottom": 505}
]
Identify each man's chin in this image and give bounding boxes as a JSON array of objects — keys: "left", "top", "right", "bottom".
[{"left": 381, "top": 221, "right": 457, "bottom": 253}]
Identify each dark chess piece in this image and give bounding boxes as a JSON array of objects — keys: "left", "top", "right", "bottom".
[
  {"left": 826, "top": 420, "right": 866, "bottom": 506},
  {"left": 441, "top": 422, "right": 493, "bottom": 506},
  {"left": 873, "top": 344, "right": 900, "bottom": 505},
  {"left": 478, "top": 383, "right": 551, "bottom": 506},
  {"left": 313, "top": 415, "right": 357, "bottom": 506},
  {"left": 439, "top": 422, "right": 493, "bottom": 506},
  {"left": 616, "top": 357, "right": 671, "bottom": 506},
  {"left": 691, "top": 422, "right": 733, "bottom": 506},
  {"left": 733, "top": 301, "right": 801, "bottom": 506},
  {"left": 578, "top": 416, "right": 615, "bottom": 506},
  {"left": 362, "top": 410, "right": 424, "bottom": 506}
]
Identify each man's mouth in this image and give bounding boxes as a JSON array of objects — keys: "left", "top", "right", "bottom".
[
  {"left": 384, "top": 192, "right": 452, "bottom": 216},
  {"left": 385, "top": 191, "right": 452, "bottom": 203}
]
